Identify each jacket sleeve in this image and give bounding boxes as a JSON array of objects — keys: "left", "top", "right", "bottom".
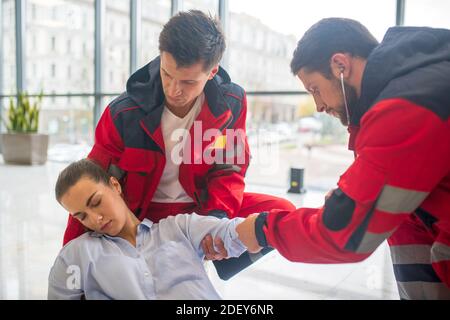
[
  {"left": 62, "top": 106, "right": 124, "bottom": 245},
  {"left": 258, "top": 99, "right": 450, "bottom": 263},
  {"left": 202, "top": 92, "right": 251, "bottom": 218}
]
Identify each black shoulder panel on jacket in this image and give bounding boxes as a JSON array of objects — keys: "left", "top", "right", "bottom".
[
  {"left": 108, "top": 93, "right": 162, "bottom": 152},
  {"left": 109, "top": 93, "right": 137, "bottom": 118},
  {"left": 222, "top": 83, "right": 245, "bottom": 129},
  {"left": 322, "top": 188, "right": 355, "bottom": 231},
  {"left": 375, "top": 61, "right": 450, "bottom": 121}
]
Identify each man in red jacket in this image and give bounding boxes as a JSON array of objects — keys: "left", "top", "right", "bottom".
[
  {"left": 63, "top": 10, "right": 295, "bottom": 279},
  {"left": 237, "top": 18, "right": 450, "bottom": 299}
]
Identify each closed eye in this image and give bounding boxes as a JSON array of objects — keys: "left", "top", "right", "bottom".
[
  {"left": 73, "top": 212, "right": 87, "bottom": 221},
  {"left": 91, "top": 199, "right": 101, "bottom": 208},
  {"left": 181, "top": 80, "right": 197, "bottom": 85}
]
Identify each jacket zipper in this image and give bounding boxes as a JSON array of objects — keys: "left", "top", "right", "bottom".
[
  {"left": 194, "top": 191, "right": 202, "bottom": 209},
  {"left": 219, "top": 113, "right": 234, "bottom": 131}
]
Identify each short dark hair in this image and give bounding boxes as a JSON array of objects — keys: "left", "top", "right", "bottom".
[
  {"left": 290, "top": 18, "right": 379, "bottom": 77},
  {"left": 55, "top": 159, "right": 111, "bottom": 203},
  {"left": 159, "top": 10, "right": 226, "bottom": 71}
]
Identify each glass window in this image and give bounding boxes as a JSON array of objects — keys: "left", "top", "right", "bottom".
[
  {"left": 244, "top": 94, "right": 352, "bottom": 190},
  {"left": 228, "top": 0, "right": 396, "bottom": 92},
  {"left": 104, "top": 0, "right": 130, "bottom": 93},
  {"left": 140, "top": 0, "right": 171, "bottom": 68},
  {"left": 51, "top": 64, "right": 56, "bottom": 77},
  {"left": 2, "top": 0, "right": 16, "bottom": 95},
  {"left": 25, "top": 0, "right": 95, "bottom": 95},
  {"left": 227, "top": 0, "right": 396, "bottom": 189},
  {"left": 182, "top": 0, "right": 219, "bottom": 16},
  {"left": 404, "top": 0, "right": 450, "bottom": 29},
  {"left": 40, "top": 96, "right": 95, "bottom": 146}
]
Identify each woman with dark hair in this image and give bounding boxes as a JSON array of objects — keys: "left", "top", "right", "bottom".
[{"left": 49, "top": 159, "right": 252, "bottom": 300}]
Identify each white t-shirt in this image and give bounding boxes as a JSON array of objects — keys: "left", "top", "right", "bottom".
[{"left": 151, "top": 93, "right": 204, "bottom": 203}]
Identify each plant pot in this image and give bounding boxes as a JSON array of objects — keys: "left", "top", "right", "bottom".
[{"left": 0, "top": 133, "right": 49, "bottom": 165}]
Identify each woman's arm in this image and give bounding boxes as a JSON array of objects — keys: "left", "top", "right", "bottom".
[
  {"left": 169, "top": 213, "right": 247, "bottom": 259},
  {"left": 48, "top": 256, "right": 84, "bottom": 300}
]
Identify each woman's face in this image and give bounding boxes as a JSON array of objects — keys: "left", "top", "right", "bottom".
[{"left": 60, "top": 176, "right": 129, "bottom": 236}]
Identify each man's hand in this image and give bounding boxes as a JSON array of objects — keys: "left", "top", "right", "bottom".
[
  {"left": 201, "top": 234, "right": 228, "bottom": 260},
  {"left": 236, "top": 213, "right": 263, "bottom": 253}
]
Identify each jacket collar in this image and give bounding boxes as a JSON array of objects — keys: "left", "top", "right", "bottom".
[
  {"left": 90, "top": 219, "right": 154, "bottom": 239},
  {"left": 127, "top": 56, "right": 233, "bottom": 135},
  {"left": 127, "top": 56, "right": 234, "bottom": 151},
  {"left": 352, "top": 26, "right": 450, "bottom": 126}
]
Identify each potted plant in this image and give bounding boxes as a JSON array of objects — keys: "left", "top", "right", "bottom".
[{"left": 0, "top": 92, "right": 49, "bottom": 165}]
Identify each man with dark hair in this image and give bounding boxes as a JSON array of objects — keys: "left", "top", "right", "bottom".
[
  {"left": 159, "top": 10, "right": 226, "bottom": 71},
  {"left": 238, "top": 18, "right": 450, "bottom": 299},
  {"left": 62, "top": 10, "right": 295, "bottom": 280}
]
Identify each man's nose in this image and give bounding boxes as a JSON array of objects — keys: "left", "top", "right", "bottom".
[
  {"left": 168, "top": 80, "right": 182, "bottom": 97},
  {"left": 313, "top": 96, "right": 326, "bottom": 112},
  {"left": 94, "top": 212, "right": 104, "bottom": 224}
]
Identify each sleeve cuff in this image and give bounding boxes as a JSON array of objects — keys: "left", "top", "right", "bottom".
[
  {"left": 255, "top": 212, "right": 270, "bottom": 248},
  {"left": 224, "top": 218, "right": 247, "bottom": 257},
  {"left": 208, "top": 209, "right": 228, "bottom": 219}
]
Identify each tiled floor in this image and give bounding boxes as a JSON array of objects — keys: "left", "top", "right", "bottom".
[{"left": 0, "top": 153, "right": 399, "bottom": 300}]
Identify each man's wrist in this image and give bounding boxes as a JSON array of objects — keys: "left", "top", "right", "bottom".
[{"left": 254, "top": 212, "right": 269, "bottom": 248}]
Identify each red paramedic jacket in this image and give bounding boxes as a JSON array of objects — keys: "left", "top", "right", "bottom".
[
  {"left": 63, "top": 56, "right": 250, "bottom": 245},
  {"left": 257, "top": 27, "right": 450, "bottom": 287}
]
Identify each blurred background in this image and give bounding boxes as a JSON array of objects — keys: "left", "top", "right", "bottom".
[{"left": 0, "top": 0, "right": 449, "bottom": 299}]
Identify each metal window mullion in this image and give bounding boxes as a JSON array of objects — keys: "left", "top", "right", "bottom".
[
  {"left": 396, "top": 0, "right": 405, "bottom": 26},
  {"left": 218, "top": 0, "right": 229, "bottom": 70},
  {"left": 15, "top": 0, "right": 26, "bottom": 94},
  {"left": 171, "top": 0, "right": 181, "bottom": 16},
  {"left": 130, "top": 0, "right": 141, "bottom": 73},
  {"left": 1, "top": 91, "right": 310, "bottom": 98},
  {"left": 94, "top": 0, "right": 105, "bottom": 126},
  {"left": 0, "top": 0, "right": 3, "bottom": 136},
  {"left": 0, "top": 0, "right": 3, "bottom": 95}
]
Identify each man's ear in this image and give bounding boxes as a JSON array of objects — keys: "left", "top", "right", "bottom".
[
  {"left": 208, "top": 65, "right": 219, "bottom": 80},
  {"left": 109, "top": 176, "right": 122, "bottom": 195},
  {"left": 330, "top": 53, "right": 351, "bottom": 79}
]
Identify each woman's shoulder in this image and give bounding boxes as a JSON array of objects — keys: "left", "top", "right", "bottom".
[{"left": 58, "top": 232, "right": 103, "bottom": 261}]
